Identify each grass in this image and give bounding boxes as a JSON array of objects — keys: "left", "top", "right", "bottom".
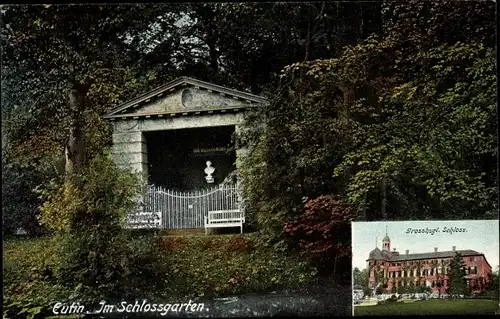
[
  {"left": 3, "top": 232, "right": 316, "bottom": 312},
  {"left": 3, "top": 236, "right": 73, "bottom": 319},
  {"left": 354, "top": 299, "right": 500, "bottom": 316},
  {"left": 153, "top": 232, "right": 315, "bottom": 299}
]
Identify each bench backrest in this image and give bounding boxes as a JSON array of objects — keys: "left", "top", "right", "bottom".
[{"left": 208, "top": 210, "right": 243, "bottom": 221}]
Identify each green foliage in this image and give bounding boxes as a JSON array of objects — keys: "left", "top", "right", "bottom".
[
  {"left": 35, "top": 154, "right": 157, "bottom": 303},
  {"left": 1, "top": 159, "right": 57, "bottom": 236},
  {"left": 1, "top": 5, "right": 162, "bottom": 175},
  {"left": 238, "top": 72, "right": 346, "bottom": 246},
  {"left": 335, "top": 43, "right": 497, "bottom": 220},
  {"left": 3, "top": 237, "right": 73, "bottom": 319},
  {"left": 156, "top": 234, "right": 316, "bottom": 299},
  {"left": 4, "top": 234, "right": 316, "bottom": 313},
  {"left": 2, "top": 234, "right": 162, "bottom": 319},
  {"left": 180, "top": 3, "right": 382, "bottom": 93},
  {"left": 488, "top": 268, "right": 499, "bottom": 300},
  {"left": 353, "top": 267, "right": 370, "bottom": 289},
  {"left": 38, "top": 154, "right": 141, "bottom": 233},
  {"left": 56, "top": 231, "right": 162, "bottom": 302},
  {"left": 241, "top": 0, "right": 497, "bottom": 226},
  {"left": 447, "top": 252, "right": 469, "bottom": 296},
  {"left": 382, "top": 0, "right": 495, "bottom": 50}
]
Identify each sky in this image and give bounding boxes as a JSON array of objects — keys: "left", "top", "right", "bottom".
[{"left": 352, "top": 220, "right": 499, "bottom": 271}]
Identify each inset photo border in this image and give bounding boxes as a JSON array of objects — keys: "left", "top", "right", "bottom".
[{"left": 352, "top": 220, "right": 499, "bottom": 316}]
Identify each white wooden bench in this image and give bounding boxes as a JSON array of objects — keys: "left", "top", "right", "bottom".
[{"left": 204, "top": 209, "right": 245, "bottom": 234}]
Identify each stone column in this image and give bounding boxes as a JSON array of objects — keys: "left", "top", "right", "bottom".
[
  {"left": 112, "top": 123, "right": 149, "bottom": 182},
  {"left": 234, "top": 124, "right": 249, "bottom": 214},
  {"left": 112, "top": 121, "right": 149, "bottom": 216}
]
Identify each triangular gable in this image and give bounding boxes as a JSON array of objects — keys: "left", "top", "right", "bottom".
[{"left": 103, "top": 77, "right": 268, "bottom": 119}]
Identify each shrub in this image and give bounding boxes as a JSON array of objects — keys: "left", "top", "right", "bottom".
[
  {"left": 200, "top": 237, "right": 221, "bottom": 251},
  {"left": 36, "top": 154, "right": 150, "bottom": 303},
  {"left": 3, "top": 237, "right": 72, "bottom": 319},
  {"left": 55, "top": 230, "right": 162, "bottom": 302},
  {"left": 38, "top": 154, "right": 141, "bottom": 233},
  {"left": 284, "top": 195, "right": 355, "bottom": 277},
  {"left": 158, "top": 236, "right": 189, "bottom": 252},
  {"left": 223, "top": 236, "right": 255, "bottom": 254},
  {"left": 2, "top": 159, "right": 56, "bottom": 236},
  {"left": 121, "top": 234, "right": 164, "bottom": 299},
  {"left": 156, "top": 236, "right": 316, "bottom": 299}
]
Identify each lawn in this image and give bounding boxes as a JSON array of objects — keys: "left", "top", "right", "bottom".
[
  {"left": 354, "top": 299, "right": 500, "bottom": 316},
  {"left": 153, "top": 232, "right": 316, "bottom": 299}
]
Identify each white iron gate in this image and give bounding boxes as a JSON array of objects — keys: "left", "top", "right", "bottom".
[{"left": 143, "top": 184, "right": 240, "bottom": 229}]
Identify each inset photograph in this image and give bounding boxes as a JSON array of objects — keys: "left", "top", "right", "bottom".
[{"left": 352, "top": 220, "right": 499, "bottom": 316}]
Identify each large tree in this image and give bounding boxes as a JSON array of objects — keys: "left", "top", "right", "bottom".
[
  {"left": 147, "top": 2, "right": 383, "bottom": 93},
  {"left": 1, "top": 4, "right": 172, "bottom": 236},
  {"left": 1, "top": 4, "right": 167, "bottom": 176}
]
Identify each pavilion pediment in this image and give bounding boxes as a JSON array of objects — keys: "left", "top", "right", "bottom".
[{"left": 103, "top": 77, "right": 267, "bottom": 119}]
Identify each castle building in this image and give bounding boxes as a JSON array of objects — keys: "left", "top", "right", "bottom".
[{"left": 366, "top": 233, "right": 493, "bottom": 294}]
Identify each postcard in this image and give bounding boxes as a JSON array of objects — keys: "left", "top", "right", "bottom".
[{"left": 352, "top": 220, "right": 499, "bottom": 316}]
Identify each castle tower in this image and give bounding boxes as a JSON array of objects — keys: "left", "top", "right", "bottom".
[{"left": 382, "top": 226, "right": 390, "bottom": 251}]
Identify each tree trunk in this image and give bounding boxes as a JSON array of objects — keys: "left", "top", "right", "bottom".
[
  {"left": 65, "top": 83, "right": 89, "bottom": 179},
  {"left": 338, "top": 85, "right": 355, "bottom": 138}
]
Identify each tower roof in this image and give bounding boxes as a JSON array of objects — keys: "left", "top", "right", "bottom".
[
  {"left": 382, "top": 225, "right": 390, "bottom": 242},
  {"left": 368, "top": 247, "right": 383, "bottom": 260}
]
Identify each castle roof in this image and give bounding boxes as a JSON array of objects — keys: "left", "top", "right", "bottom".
[
  {"left": 390, "top": 250, "right": 482, "bottom": 261},
  {"left": 366, "top": 249, "right": 487, "bottom": 262}
]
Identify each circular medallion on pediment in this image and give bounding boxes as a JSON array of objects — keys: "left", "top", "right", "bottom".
[{"left": 181, "top": 88, "right": 195, "bottom": 108}]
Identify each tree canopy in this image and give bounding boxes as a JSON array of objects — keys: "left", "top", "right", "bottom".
[
  {"left": 1, "top": 2, "right": 497, "bottom": 237},
  {"left": 239, "top": 0, "right": 497, "bottom": 234}
]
